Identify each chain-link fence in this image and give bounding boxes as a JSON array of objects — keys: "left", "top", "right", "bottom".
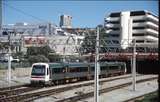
[{"left": 0, "top": 62, "right": 31, "bottom": 69}]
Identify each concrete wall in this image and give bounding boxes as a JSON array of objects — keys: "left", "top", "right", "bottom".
[{"left": 0, "top": 68, "right": 31, "bottom": 78}]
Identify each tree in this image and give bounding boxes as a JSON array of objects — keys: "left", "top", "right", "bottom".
[
  {"left": 26, "top": 45, "right": 52, "bottom": 57},
  {"left": 28, "top": 55, "right": 49, "bottom": 64},
  {"left": 48, "top": 53, "right": 61, "bottom": 62},
  {"left": 0, "top": 42, "right": 9, "bottom": 53},
  {"left": 0, "top": 43, "right": 3, "bottom": 51},
  {"left": 80, "top": 29, "right": 96, "bottom": 54},
  {"left": 26, "top": 45, "right": 61, "bottom": 63},
  {"left": 80, "top": 27, "right": 107, "bottom": 54},
  {"left": 12, "top": 51, "right": 24, "bottom": 60}
]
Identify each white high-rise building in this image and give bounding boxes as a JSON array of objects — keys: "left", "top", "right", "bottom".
[
  {"left": 104, "top": 10, "right": 159, "bottom": 49},
  {"left": 60, "top": 15, "right": 72, "bottom": 28}
]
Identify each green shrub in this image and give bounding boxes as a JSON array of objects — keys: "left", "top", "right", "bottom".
[{"left": 28, "top": 55, "right": 49, "bottom": 64}]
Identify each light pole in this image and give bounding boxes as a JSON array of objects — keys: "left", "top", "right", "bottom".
[
  {"left": 94, "top": 27, "right": 100, "bottom": 102},
  {"left": 8, "top": 33, "right": 11, "bottom": 87}
]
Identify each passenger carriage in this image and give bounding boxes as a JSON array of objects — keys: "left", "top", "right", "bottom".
[{"left": 30, "top": 62, "right": 126, "bottom": 85}]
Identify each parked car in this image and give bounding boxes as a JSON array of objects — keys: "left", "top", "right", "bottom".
[
  {"left": 11, "top": 58, "right": 20, "bottom": 62},
  {"left": 0, "top": 54, "right": 20, "bottom": 62}
]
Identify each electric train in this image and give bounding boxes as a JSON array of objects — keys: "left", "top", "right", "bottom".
[{"left": 30, "top": 62, "right": 126, "bottom": 85}]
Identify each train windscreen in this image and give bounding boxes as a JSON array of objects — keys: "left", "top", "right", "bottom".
[{"left": 31, "top": 65, "right": 45, "bottom": 75}]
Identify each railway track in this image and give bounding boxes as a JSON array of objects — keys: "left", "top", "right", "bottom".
[
  {"left": 0, "top": 74, "right": 128, "bottom": 99},
  {"left": 55, "top": 76, "right": 157, "bottom": 102},
  {"left": 0, "top": 74, "right": 146, "bottom": 102},
  {"left": 0, "top": 75, "right": 129, "bottom": 99},
  {"left": 0, "top": 85, "right": 41, "bottom": 99},
  {"left": 0, "top": 84, "right": 29, "bottom": 92},
  {"left": 0, "top": 84, "right": 31, "bottom": 98}
]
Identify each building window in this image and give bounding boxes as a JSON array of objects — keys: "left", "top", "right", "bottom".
[
  {"left": 110, "top": 13, "right": 120, "bottom": 17},
  {"left": 136, "top": 40, "right": 145, "bottom": 43},
  {"left": 133, "top": 33, "right": 158, "bottom": 38},
  {"left": 146, "top": 25, "right": 158, "bottom": 31},
  {"left": 133, "top": 27, "right": 145, "bottom": 29},
  {"left": 130, "top": 11, "right": 146, "bottom": 16},
  {"left": 147, "top": 12, "right": 158, "bottom": 19},
  {"left": 147, "top": 33, "right": 158, "bottom": 38},
  {"left": 133, "top": 33, "right": 145, "bottom": 36},
  {"left": 106, "top": 21, "right": 120, "bottom": 24},
  {"left": 107, "top": 28, "right": 120, "bottom": 30},
  {"left": 133, "top": 19, "right": 158, "bottom": 25},
  {"left": 133, "top": 20, "right": 146, "bottom": 23},
  {"left": 146, "top": 18, "right": 159, "bottom": 25},
  {"left": 133, "top": 26, "right": 158, "bottom": 32}
]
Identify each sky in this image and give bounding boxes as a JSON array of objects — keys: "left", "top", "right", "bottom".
[{"left": 2, "top": 0, "right": 159, "bottom": 28}]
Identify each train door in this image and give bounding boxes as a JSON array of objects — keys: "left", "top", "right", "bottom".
[
  {"left": 49, "top": 67, "right": 52, "bottom": 80},
  {"left": 87, "top": 65, "right": 92, "bottom": 80},
  {"left": 45, "top": 66, "right": 50, "bottom": 82}
]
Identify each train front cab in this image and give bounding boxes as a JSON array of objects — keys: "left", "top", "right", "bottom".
[{"left": 30, "top": 63, "right": 50, "bottom": 85}]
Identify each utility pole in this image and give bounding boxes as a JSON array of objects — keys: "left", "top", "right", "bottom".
[
  {"left": 94, "top": 27, "right": 100, "bottom": 102},
  {"left": 0, "top": 0, "right": 2, "bottom": 36},
  {"left": 8, "top": 33, "right": 12, "bottom": 87},
  {"left": 132, "top": 39, "right": 136, "bottom": 91},
  {"left": 158, "top": 14, "right": 160, "bottom": 101},
  {"left": 48, "top": 23, "right": 51, "bottom": 35}
]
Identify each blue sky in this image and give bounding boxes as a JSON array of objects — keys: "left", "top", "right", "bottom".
[{"left": 2, "top": 0, "right": 159, "bottom": 28}]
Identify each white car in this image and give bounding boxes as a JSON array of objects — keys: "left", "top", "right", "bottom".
[
  {"left": 2, "top": 54, "right": 20, "bottom": 62},
  {"left": 12, "top": 58, "right": 20, "bottom": 62}
]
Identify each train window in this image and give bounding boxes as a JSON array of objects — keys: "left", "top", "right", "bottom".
[
  {"left": 69, "top": 68, "right": 78, "bottom": 72},
  {"left": 53, "top": 68, "right": 65, "bottom": 73},
  {"left": 31, "top": 65, "right": 45, "bottom": 75},
  {"left": 109, "top": 66, "right": 118, "bottom": 70},
  {"left": 49, "top": 68, "right": 52, "bottom": 74},
  {"left": 101, "top": 66, "right": 107, "bottom": 70},
  {"left": 119, "top": 66, "right": 122, "bottom": 69},
  {"left": 79, "top": 67, "right": 88, "bottom": 72},
  {"left": 91, "top": 67, "right": 95, "bottom": 71}
]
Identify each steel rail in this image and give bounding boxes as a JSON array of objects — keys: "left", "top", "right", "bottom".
[
  {"left": 55, "top": 76, "right": 157, "bottom": 102},
  {"left": 0, "top": 75, "right": 136, "bottom": 102}
]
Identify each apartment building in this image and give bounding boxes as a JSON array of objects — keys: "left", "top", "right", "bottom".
[
  {"left": 104, "top": 10, "right": 159, "bottom": 49},
  {"left": 60, "top": 15, "right": 72, "bottom": 28}
]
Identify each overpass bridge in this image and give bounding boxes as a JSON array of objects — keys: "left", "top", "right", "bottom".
[
  {"left": 82, "top": 52, "right": 158, "bottom": 73},
  {"left": 83, "top": 52, "right": 158, "bottom": 61}
]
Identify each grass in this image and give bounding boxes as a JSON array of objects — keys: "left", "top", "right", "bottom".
[{"left": 135, "top": 92, "right": 158, "bottom": 102}]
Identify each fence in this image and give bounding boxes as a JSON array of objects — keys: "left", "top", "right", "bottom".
[{"left": 0, "top": 62, "right": 31, "bottom": 69}]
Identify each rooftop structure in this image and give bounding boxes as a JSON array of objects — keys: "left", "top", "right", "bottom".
[{"left": 1, "top": 22, "right": 60, "bottom": 36}]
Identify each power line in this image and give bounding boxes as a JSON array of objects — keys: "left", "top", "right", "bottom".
[{"left": 3, "top": 2, "right": 49, "bottom": 23}]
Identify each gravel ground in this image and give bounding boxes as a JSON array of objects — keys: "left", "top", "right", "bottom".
[
  {"left": 0, "top": 76, "right": 30, "bottom": 88},
  {"left": 85, "top": 80, "right": 158, "bottom": 102},
  {"left": 34, "top": 75, "right": 158, "bottom": 102}
]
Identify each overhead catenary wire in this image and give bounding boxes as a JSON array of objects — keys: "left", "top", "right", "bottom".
[{"left": 3, "top": 2, "right": 57, "bottom": 26}]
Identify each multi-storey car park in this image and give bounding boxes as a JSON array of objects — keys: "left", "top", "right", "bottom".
[{"left": 104, "top": 10, "right": 159, "bottom": 52}]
